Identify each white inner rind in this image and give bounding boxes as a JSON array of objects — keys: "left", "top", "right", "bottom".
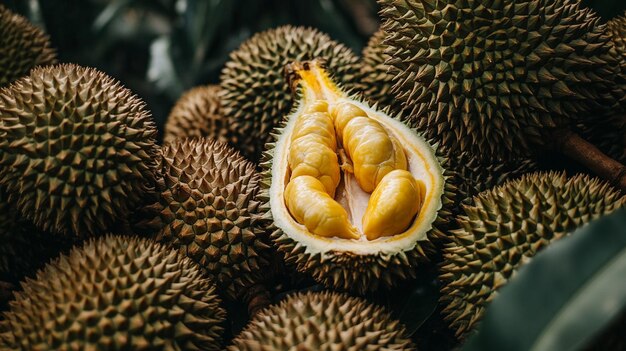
[{"left": 270, "top": 95, "right": 445, "bottom": 255}]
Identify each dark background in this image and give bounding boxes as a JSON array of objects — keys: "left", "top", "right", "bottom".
[{"left": 4, "top": 0, "right": 625, "bottom": 136}]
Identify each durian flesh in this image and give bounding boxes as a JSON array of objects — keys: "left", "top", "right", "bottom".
[{"left": 264, "top": 60, "right": 447, "bottom": 291}]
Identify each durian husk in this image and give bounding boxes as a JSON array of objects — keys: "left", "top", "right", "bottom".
[
  {"left": 356, "top": 29, "right": 399, "bottom": 112},
  {"left": 0, "top": 235, "right": 226, "bottom": 350},
  {"left": 380, "top": 0, "right": 626, "bottom": 162},
  {"left": 439, "top": 172, "right": 625, "bottom": 338},
  {"left": 0, "top": 4, "right": 56, "bottom": 87},
  {"left": 260, "top": 96, "right": 457, "bottom": 294},
  {"left": 220, "top": 25, "right": 359, "bottom": 162},
  {"left": 143, "top": 138, "right": 271, "bottom": 300},
  {"left": 607, "top": 12, "right": 626, "bottom": 60},
  {"left": 163, "top": 85, "right": 227, "bottom": 143},
  {"left": 228, "top": 291, "right": 416, "bottom": 351},
  {"left": 0, "top": 64, "right": 159, "bottom": 237}
]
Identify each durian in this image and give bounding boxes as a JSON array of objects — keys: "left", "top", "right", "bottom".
[
  {"left": 229, "top": 291, "right": 416, "bottom": 351},
  {"left": 0, "top": 190, "right": 73, "bottom": 283},
  {"left": 356, "top": 29, "right": 398, "bottom": 111},
  {"left": 220, "top": 25, "right": 359, "bottom": 162},
  {"left": 144, "top": 138, "right": 270, "bottom": 300},
  {"left": 607, "top": 12, "right": 626, "bottom": 60},
  {"left": 0, "top": 64, "right": 159, "bottom": 236},
  {"left": 439, "top": 172, "right": 625, "bottom": 338},
  {"left": 163, "top": 85, "right": 226, "bottom": 143},
  {"left": 380, "top": 0, "right": 626, "bottom": 164},
  {"left": 261, "top": 60, "right": 454, "bottom": 293},
  {"left": 0, "top": 235, "right": 226, "bottom": 350},
  {"left": 0, "top": 5, "right": 56, "bottom": 87}
]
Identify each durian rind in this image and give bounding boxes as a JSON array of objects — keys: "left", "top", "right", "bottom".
[
  {"left": 163, "top": 85, "right": 226, "bottom": 143},
  {"left": 0, "top": 64, "right": 159, "bottom": 237},
  {"left": 0, "top": 5, "right": 56, "bottom": 87},
  {"left": 150, "top": 138, "right": 270, "bottom": 300},
  {"left": 220, "top": 25, "right": 359, "bottom": 162},
  {"left": 380, "top": 0, "right": 626, "bottom": 161},
  {"left": 356, "top": 29, "right": 398, "bottom": 112},
  {"left": 439, "top": 171, "right": 625, "bottom": 338},
  {"left": 0, "top": 235, "right": 226, "bottom": 350},
  {"left": 261, "top": 90, "right": 455, "bottom": 293},
  {"left": 228, "top": 291, "right": 416, "bottom": 351}
]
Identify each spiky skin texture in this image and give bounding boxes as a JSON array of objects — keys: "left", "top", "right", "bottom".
[
  {"left": 607, "top": 13, "right": 626, "bottom": 60},
  {"left": 439, "top": 172, "right": 625, "bottom": 338},
  {"left": 0, "top": 190, "right": 73, "bottom": 283},
  {"left": 229, "top": 291, "right": 416, "bottom": 351},
  {"left": 0, "top": 64, "right": 159, "bottom": 236},
  {"left": 448, "top": 152, "right": 538, "bottom": 208},
  {"left": 356, "top": 29, "right": 399, "bottom": 111},
  {"left": 163, "top": 85, "right": 226, "bottom": 144},
  {"left": 0, "top": 235, "right": 226, "bottom": 350},
  {"left": 0, "top": 5, "right": 56, "bottom": 87},
  {"left": 220, "top": 26, "right": 359, "bottom": 162},
  {"left": 380, "top": 0, "right": 625, "bottom": 161},
  {"left": 260, "top": 100, "right": 456, "bottom": 294},
  {"left": 148, "top": 138, "right": 269, "bottom": 300}
]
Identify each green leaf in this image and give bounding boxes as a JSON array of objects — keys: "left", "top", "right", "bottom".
[{"left": 463, "top": 209, "right": 626, "bottom": 351}]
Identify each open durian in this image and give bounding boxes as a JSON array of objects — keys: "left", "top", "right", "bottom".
[{"left": 261, "top": 60, "right": 454, "bottom": 293}]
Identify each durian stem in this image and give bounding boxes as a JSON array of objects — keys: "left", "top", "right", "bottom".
[
  {"left": 552, "top": 129, "right": 626, "bottom": 192},
  {"left": 243, "top": 283, "right": 271, "bottom": 317}
]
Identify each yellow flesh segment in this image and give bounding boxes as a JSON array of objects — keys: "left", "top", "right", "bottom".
[
  {"left": 362, "top": 170, "right": 424, "bottom": 240},
  {"left": 289, "top": 108, "right": 340, "bottom": 197},
  {"left": 284, "top": 176, "right": 359, "bottom": 240},
  {"left": 330, "top": 102, "right": 407, "bottom": 193}
]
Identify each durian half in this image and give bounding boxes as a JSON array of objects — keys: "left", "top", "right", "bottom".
[{"left": 262, "top": 60, "right": 453, "bottom": 293}]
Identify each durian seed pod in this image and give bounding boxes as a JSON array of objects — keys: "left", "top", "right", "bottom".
[
  {"left": 0, "top": 5, "right": 56, "bottom": 87},
  {"left": 0, "top": 64, "right": 159, "bottom": 237},
  {"left": 145, "top": 138, "right": 270, "bottom": 300},
  {"left": 356, "top": 28, "right": 399, "bottom": 112},
  {"left": 163, "top": 85, "right": 227, "bottom": 144},
  {"left": 229, "top": 291, "right": 416, "bottom": 351},
  {"left": 439, "top": 171, "right": 625, "bottom": 339},
  {"left": 0, "top": 190, "right": 74, "bottom": 283},
  {"left": 380, "top": 0, "right": 626, "bottom": 189},
  {"left": 220, "top": 25, "right": 359, "bottom": 162},
  {"left": 0, "top": 235, "right": 226, "bottom": 350},
  {"left": 261, "top": 59, "right": 456, "bottom": 294}
]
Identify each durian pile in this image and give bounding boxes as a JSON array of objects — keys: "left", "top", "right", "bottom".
[{"left": 0, "top": 1, "right": 625, "bottom": 350}]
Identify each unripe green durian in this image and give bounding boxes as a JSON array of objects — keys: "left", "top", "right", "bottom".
[{"left": 440, "top": 172, "right": 625, "bottom": 338}]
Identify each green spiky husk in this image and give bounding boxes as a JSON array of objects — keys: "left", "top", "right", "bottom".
[
  {"left": 439, "top": 172, "right": 625, "bottom": 338},
  {"left": 260, "top": 96, "right": 456, "bottom": 294},
  {"left": 228, "top": 291, "right": 416, "bottom": 351},
  {"left": 220, "top": 25, "right": 359, "bottom": 162},
  {"left": 0, "top": 64, "right": 159, "bottom": 237},
  {"left": 380, "top": 0, "right": 625, "bottom": 161},
  {"left": 607, "top": 12, "right": 626, "bottom": 60},
  {"left": 0, "top": 235, "right": 226, "bottom": 350},
  {"left": 356, "top": 29, "right": 399, "bottom": 111},
  {"left": 0, "top": 5, "right": 56, "bottom": 87},
  {"left": 163, "top": 85, "right": 227, "bottom": 144},
  {"left": 144, "top": 138, "right": 270, "bottom": 300}
]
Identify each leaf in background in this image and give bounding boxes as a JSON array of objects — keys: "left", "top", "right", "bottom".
[
  {"left": 148, "top": 36, "right": 184, "bottom": 100},
  {"left": 463, "top": 209, "right": 626, "bottom": 351}
]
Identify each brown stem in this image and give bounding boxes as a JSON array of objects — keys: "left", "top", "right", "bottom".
[
  {"left": 243, "top": 283, "right": 271, "bottom": 317},
  {"left": 551, "top": 129, "right": 626, "bottom": 192}
]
